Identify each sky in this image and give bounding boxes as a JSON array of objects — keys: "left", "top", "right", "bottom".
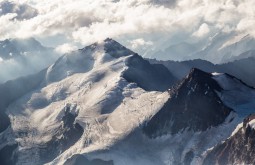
[{"left": 0, "top": 0, "right": 255, "bottom": 54}]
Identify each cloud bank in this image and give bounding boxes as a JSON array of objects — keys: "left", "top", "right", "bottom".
[
  {"left": 0, "top": 0, "right": 254, "bottom": 54},
  {"left": 0, "top": 1, "right": 38, "bottom": 20}
]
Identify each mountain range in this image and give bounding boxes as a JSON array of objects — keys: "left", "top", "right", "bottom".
[
  {"left": 0, "top": 38, "right": 60, "bottom": 84},
  {"left": 146, "top": 33, "right": 255, "bottom": 64},
  {"left": 0, "top": 38, "right": 255, "bottom": 165},
  {"left": 148, "top": 57, "right": 255, "bottom": 88}
]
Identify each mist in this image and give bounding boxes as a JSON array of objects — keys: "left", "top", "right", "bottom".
[{"left": 0, "top": 50, "right": 60, "bottom": 84}]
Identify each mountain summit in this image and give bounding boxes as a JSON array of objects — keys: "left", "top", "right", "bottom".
[{"left": 143, "top": 68, "right": 233, "bottom": 137}]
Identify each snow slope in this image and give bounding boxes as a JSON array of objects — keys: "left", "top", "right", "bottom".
[
  {"left": 213, "top": 73, "right": 255, "bottom": 117},
  {"left": 0, "top": 39, "right": 172, "bottom": 165}
]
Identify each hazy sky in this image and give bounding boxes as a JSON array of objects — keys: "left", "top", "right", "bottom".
[{"left": 0, "top": 0, "right": 255, "bottom": 54}]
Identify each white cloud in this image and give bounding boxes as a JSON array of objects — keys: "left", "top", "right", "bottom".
[
  {"left": 129, "top": 38, "right": 153, "bottom": 49},
  {"left": 192, "top": 23, "right": 210, "bottom": 38},
  {"left": 0, "top": 0, "right": 255, "bottom": 53},
  {"left": 0, "top": 13, "right": 17, "bottom": 39},
  {"left": 55, "top": 43, "right": 78, "bottom": 54},
  {"left": 0, "top": 1, "right": 38, "bottom": 20}
]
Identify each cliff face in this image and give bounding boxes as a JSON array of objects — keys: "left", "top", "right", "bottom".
[{"left": 203, "top": 114, "right": 255, "bottom": 165}]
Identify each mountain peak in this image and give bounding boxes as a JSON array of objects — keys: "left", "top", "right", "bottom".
[
  {"left": 188, "top": 67, "right": 211, "bottom": 78},
  {"left": 103, "top": 38, "right": 134, "bottom": 58},
  {"left": 79, "top": 38, "right": 134, "bottom": 59},
  {"left": 178, "top": 68, "right": 223, "bottom": 93},
  {"left": 143, "top": 68, "right": 232, "bottom": 137},
  {"left": 104, "top": 37, "right": 115, "bottom": 42}
]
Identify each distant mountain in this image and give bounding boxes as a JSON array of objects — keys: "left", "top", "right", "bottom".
[
  {"left": 0, "top": 38, "right": 47, "bottom": 60},
  {"left": 0, "top": 37, "right": 60, "bottom": 84},
  {"left": 217, "top": 34, "right": 255, "bottom": 63},
  {"left": 192, "top": 33, "right": 255, "bottom": 63},
  {"left": 148, "top": 57, "right": 255, "bottom": 87},
  {"left": 147, "top": 42, "right": 198, "bottom": 61},
  {"left": 147, "top": 33, "right": 255, "bottom": 64}
]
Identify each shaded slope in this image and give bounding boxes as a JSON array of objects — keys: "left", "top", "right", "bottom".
[
  {"left": 124, "top": 54, "right": 177, "bottom": 91},
  {"left": 143, "top": 68, "right": 233, "bottom": 138},
  {"left": 0, "top": 69, "right": 46, "bottom": 133}
]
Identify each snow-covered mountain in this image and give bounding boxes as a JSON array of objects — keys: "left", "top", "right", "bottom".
[
  {"left": 147, "top": 42, "right": 198, "bottom": 61},
  {"left": 192, "top": 33, "right": 255, "bottom": 63},
  {"left": 0, "top": 38, "right": 46, "bottom": 60},
  {"left": 148, "top": 32, "right": 255, "bottom": 64},
  {"left": 0, "top": 38, "right": 176, "bottom": 164},
  {"left": 0, "top": 38, "right": 60, "bottom": 84},
  {"left": 148, "top": 57, "right": 255, "bottom": 87},
  {"left": 0, "top": 39, "right": 255, "bottom": 165},
  {"left": 143, "top": 68, "right": 233, "bottom": 137}
]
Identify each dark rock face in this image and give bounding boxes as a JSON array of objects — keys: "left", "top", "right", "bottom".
[
  {"left": 38, "top": 104, "right": 83, "bottom": 164},
  {"left": 203, "top": 114, "right": 255, "bottom": 165},
  {"left": 0, "top": 112, "right": 10, "bottom": 134},
  {"left": 0, "top": 144, "right": 18, "bottom": 165},
  {"left": 123, "top": 54, "right": 177, "bottom": 91},
  {"left": 143, "top": 68, "right": 232, "bottom": 138},
  {"left": 104, "top": 38, "right": 134, "bottom": 58},
  {"left": 64, "top": 154, "right": 114, "bottom": 165},
  {"left": 183, "top": 151, "right": 195, "bottom": 165}
]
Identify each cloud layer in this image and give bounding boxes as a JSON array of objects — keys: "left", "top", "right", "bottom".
[
  {"left": 0, "top": 0, "right": 255, "bottom": 54},
  {"left": 0, "top": 1, "right": 38, "bottom": 20}
]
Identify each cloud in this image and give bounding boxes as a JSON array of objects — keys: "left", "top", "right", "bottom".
[
  {"left": 0, "top": 13, "right": 17, "bottom": 39},
  {"left": 192, "top": 23, "right": 210, "bottom": 38},
  {"left": 0, "top": 0, "right": 255, "bottom": 77},
  {"left": 0, "top": 37, "right": 61, "bottom": 83},
  {"left": 149, "top": 0, "right": 178, "bottom": 7},
  {"left": 0, "top": 1, "right": 38, "bottom": 20},
  {"left": 129, "top": 38, "right": 153, "bottom": 49},
  {"left": 55, "top": 43, "right": 78, "bottom": 54},
  {"left": 0, "top": 47, "right": 60, "bottom": 84},
  {"left": 0, "top": 0, "right": 254, "bottom": 56},
  {"left": 237, "top": 19, "right": 255, "bottom": 36}
]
